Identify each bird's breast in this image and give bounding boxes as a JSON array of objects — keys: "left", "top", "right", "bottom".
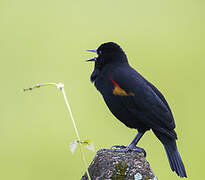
[{"left": 94, "top": 76, "right": 141, "bottom": 129}]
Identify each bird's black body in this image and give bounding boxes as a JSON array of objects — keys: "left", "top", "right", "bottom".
[{"left": 87, "top": 42, "right": 187, "bottom": 178}]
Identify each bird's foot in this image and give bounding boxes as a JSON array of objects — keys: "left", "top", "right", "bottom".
[{"left": 109, "top": 145, "right": 146, "bottom": 157}]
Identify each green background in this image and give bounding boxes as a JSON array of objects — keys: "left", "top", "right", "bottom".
[{"left": 0, "top": 0, "right": 204, "bottom": 179}]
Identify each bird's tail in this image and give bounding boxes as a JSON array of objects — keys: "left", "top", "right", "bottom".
[{"left": 164, "top": 140, "right": 187, "bottom": 178}]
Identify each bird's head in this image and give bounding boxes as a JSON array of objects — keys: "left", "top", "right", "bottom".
[
  {"left": 86, "top": 42, "right": 128, "bottom": 82},
  {"left": 86, "top": 42, "right": 128, "bottom": 67}
]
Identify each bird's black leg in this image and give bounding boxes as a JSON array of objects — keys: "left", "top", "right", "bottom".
[{"left": 110, "top": 132, "right": 146, "bottom": 156}]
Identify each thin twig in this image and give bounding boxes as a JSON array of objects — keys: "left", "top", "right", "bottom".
[
  {"left": 24, "top": 83, "right": 91, "bottom": 180},
  {"left": 23, "top": 83, "right": 57, "bottom": 91}
]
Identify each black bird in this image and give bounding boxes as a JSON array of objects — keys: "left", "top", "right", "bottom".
[{"left": 86, "top": 42, "right": 187, "bottom": 178}]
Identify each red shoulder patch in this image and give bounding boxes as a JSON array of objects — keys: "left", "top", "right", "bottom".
[{"left": 109, "top": 77, "right": 135, "bottom": 96}]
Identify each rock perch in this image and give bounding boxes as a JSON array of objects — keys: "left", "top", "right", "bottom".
[{"left": 81, "top": 148, "right": 157, "bottom": 180}]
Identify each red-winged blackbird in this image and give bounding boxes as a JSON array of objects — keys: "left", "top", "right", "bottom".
[{"left": 86, "top": 42, "right": 187, "bottom": 178}]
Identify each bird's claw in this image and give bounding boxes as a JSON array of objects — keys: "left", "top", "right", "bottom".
[
  {"left": 132, "top": 146, "right": 146, "bottom": 157},
  {"left": 109, "top": 145, "right": 146, "bottom": 157}
]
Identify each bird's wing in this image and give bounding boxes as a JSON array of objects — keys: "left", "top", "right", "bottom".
[
  {"left": 144, "top": 79, "right": 174, "bottom": 118},
  {"left": 111, "top": 67, "right": 176, "bottom": 137}
]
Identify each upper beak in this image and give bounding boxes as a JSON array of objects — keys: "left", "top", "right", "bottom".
[
  {"left": 86, "top": 49, "right": 97, "bottom": 53},
  {"left": 86, "top": 49, "right": 97, "bottom": 62}
]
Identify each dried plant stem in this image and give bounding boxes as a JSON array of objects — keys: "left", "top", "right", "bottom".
[
  {"left": 60, "top": 87, "right": 91, "bottom": 180},
  {"left": 24, "top": 83, "right": 91, "bottom": 180}
]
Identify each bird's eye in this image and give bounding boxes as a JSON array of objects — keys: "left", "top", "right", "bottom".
[{"left": 98, "top": 50, "right": 102, "bottom": 55}]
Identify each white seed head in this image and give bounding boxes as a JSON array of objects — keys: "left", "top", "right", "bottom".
[{"left": 57, "top": 83, "right": 64, "bottom": 90}]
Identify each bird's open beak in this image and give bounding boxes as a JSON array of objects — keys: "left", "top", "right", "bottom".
[{"left": 86, "top": 49, "right": 97, "bottom": 62}]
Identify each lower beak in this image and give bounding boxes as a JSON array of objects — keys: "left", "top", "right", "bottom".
[{"left": 85, "top": 57, "right": 97, "bottom": 62}]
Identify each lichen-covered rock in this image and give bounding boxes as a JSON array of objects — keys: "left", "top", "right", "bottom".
[{"left": 81, "top": 149, "right": 157, "bottom": 180}]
